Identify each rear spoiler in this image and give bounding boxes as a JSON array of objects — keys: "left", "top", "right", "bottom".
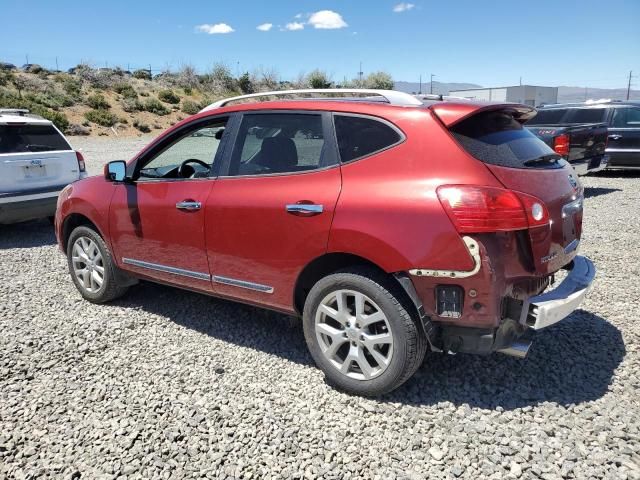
[{"left": 430, "top": 103, "right": 537, "bottom": 127}]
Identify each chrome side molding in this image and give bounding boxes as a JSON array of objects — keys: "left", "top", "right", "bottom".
[
  {"left": 213, "top": 275, "right": 274, "bottom": 293},
  {"left": 122, "top": 258, "right": 211, "bottom": 281},
  {"left": 121, "top": 258, "right": 274, "bottom": 293}
]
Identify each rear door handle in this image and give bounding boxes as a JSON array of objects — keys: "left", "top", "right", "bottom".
[
  {"left": 176, "top": 200, "right": 202, "bottom": 211},
  {"left": 608, "top": 134, "right": 623, "bottom": 140},
  {"left": 286, "top": 204, "right": 323, "bottom": 216}
]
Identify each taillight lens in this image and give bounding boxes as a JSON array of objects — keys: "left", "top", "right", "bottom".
[
  {"left": 553, "top": 133, "right": 570, "bottom": 157},
  {"left": 436, "top": 185, "right": 549, "bottom": 233},
  {"left": 75, "top": 151, "right": 86, "bottom": 172}
]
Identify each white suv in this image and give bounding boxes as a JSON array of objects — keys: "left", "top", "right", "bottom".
[{"left": 0, "top": 109, "right": 87, "bottom": 224}]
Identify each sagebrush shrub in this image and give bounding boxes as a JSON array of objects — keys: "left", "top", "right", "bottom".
[{"left": 84, "top": 108, "right": 118, "bottom": 127}]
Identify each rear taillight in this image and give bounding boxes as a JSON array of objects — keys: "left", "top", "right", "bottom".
[
  {"left": 553, "top": 133, "right": 570, "bottom": 157},
  {"left": 75, "top": 151, "right": 86, "bottom": 172},
  {"left": 436, "top": 185, "right": 550, "bottom": 233}
]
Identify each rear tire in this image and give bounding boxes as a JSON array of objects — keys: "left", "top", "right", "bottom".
[
  {"left": 303, "top": 267, "right": 427, "bottom": 396},
  {"left": 67, "top": 225, "right": 130, "bottom": 303}
]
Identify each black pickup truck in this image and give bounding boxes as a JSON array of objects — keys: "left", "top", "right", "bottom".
[{"left": 526, "top": 108, "right": 609, "bottom": 175}]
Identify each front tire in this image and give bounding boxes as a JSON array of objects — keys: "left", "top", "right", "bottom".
[
  {"left": 303, "top": 267, "right": 427, "bottom": 396},
  {"left": 66, "top": 225, "right": 130, "bottom": 303}
]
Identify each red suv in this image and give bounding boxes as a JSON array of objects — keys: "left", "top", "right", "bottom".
[{"left": 55, "top": 89, "right": 595, "bottom": 396}]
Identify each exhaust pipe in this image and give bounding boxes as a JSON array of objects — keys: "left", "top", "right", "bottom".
[{"left": 498, "top": 338, "right": 532, "bottom": 358}]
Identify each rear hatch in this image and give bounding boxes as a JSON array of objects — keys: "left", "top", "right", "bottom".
[
  {"left": 0, "top": 123, "right": 78, "bottom": 194},
  {"left": 434, "top": 105, "right": 583, "bottom": 275}
]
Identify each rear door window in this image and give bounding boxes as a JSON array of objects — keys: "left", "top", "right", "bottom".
[
  {"left": 611, "top": 107, "right": 640, "bottom": 128},
  {"left": 228, "top": 113, "right": 326, "bottom": 176},
  {"left": 563, "top": 108, "right": 607, "bottom": 124},
  {"left": 451, "top": 110, "right": 561, "bottom": 169},
  {"left": 526, "top": 108, "right": 567, "bottom": 125},
  {"left": 0, "top": 124, "right": 70, "bottom": 154},
  {"left": 334, "top": 115, "right": 402, "bottom": 162}
]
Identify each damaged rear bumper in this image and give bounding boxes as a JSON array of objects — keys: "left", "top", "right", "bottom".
[{"left": 520, "top": 255, "right": 596, "bottom": 330}]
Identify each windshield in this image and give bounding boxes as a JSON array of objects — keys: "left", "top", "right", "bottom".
[
  {"left": 451, "top": 110, "right": 563, "bottom": 169},
  {"left": 0, "top": 124, "right": 70, "bottom": 154}
]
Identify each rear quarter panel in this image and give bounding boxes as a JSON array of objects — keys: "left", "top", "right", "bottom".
[{"left": 329, "top": 109, "right": 503, "bottom": 272}]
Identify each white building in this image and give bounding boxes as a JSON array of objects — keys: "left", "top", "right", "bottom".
[{"left": 449, "top": 85, "right": 558, "bottom": 107}]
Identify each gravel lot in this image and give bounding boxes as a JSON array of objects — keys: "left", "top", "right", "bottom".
[{"left": 1, "top": 137, "right": 639, "bottom": 479}]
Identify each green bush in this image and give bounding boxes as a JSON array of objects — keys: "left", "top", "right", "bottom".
[
  {"left": 132, "top": 69, "right": 151, "bottom": 80},
  {"left": 133, "top": 119, "right": 151, "bottom": 133},
  {"left": 0, "top": 90, "right": 69, "bottom": 131},
  {"left": 120, "top": 97, "right": 142, "bottom": 113},
  {"left": 181, "top": 99, "right": 200, "bottom": 115},
  {"left": 238, "top": 72, "right": 254, "bottom": 94},
  {"left": 0, "top": 70, "right": 15, "bottom": 87},
  {"left": 158, "top": 89, "right": 180, "bottom": 104},
  {"left": 113, "top": 82, "right": 137, "bottom": 98},
  {"left": 84, "top": 108, "right": 118, "bottom": 127},
  {"left": 62, "top": 77, "right": 82, "bottom": 97},
  {"left": 86, "top": 93, "right": 110, "bottom": 109},
  {"left": 25, "top": 91, "right": 74, "bottom": 109},
  {"left": 141, "top": 97, "right": 169, "bottom": 115}
]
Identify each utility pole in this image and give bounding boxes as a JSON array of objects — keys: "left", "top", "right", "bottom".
[
  {"left": 148, "top": 64, "right": 152, "bottom": 79},
  {"left": 55, "top": 57, "right": 59, "bottom": 72},
  {"left": 419, "top": 75, "right": 422, "bottom": 94},
  {"left": 627, "top": 70, "right": 634, "bottom": 100},
  {"left": 430, "top": 74, "right": 435, "bottom": 94},
  {"left": 358, "top": 62, "right": 364, "bottom": 86},
  {"left": 25, "top": 54, "right": 29, "bottom": 65}
]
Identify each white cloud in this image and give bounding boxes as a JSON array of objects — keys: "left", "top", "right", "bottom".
[
  {"left": 285, "top": 22, "right": 305, "bottom": 31},
  {"left": 393, "top": 2, "right": 415, "bottom": 12},
  {"left": 294, "top": 13, "right": 303, "bottom": 19},
  {"left": 308, "top": 10, "right": 348, "bottom": 29},
  {"left": 256, "top": 23, "right": 273, "bottom": 31},
  {"left": 195, "top": 23, "right": 234, "bottom": 34}
]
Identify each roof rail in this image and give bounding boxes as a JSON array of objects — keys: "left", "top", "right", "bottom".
[
  {"left": 0, "top": 108, "right": 30, "bottom": 116},
  {"left": 200, "top": 89, "right": 423, "bottom": 112}
]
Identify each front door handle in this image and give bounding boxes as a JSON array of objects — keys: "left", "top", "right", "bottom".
[
  {"left": 286, "top": 203, "right": 323, "bottom": 216},
  {"left": 608, "top": 134, "right": 623, "bottom": 140},
  {"left": 176, "top": 200, "right": 202, "bottom": 211}
]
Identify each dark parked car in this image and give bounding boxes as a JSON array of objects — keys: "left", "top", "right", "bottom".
[
  {"left": 55, "top": 89, "right": 595, "bottom": 396},
  {"left": 527, "top": 101, "right": 640, "bottom": 170},
  {"left": 525, "top": 121, "right": 608, "bottom": 175}
]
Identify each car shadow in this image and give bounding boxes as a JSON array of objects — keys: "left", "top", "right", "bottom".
[
  {"left": 590, "top": 170, "right": 640, "bottom": 178},
  {"left": 387, "top": 310, "right": 623, "bottom": 409},
  {"left": 583, "top": 186, "right": 621, "bottom": 199},
  {"left": 0, "top": 219, "right": 57, "bottom": 249},
  {"left": 116, "top": 283, "right": 623, "bottom": 410}
]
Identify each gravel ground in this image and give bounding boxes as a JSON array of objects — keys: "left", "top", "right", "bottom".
[{"left": 1, "top": 137, "right": 639, "bottom": 479}]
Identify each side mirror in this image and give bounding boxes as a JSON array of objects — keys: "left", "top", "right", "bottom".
[{"left": 105, "top": 160, "right": 127, "bottom": 182}]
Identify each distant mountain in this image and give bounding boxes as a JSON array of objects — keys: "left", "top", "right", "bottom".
[
  {"left": 557, "top": 86, "right": 639, "bottom": 103},
  {"left": 394, "top": 81, "right": 482, "bottom": 95},
  {"left": 394, "top": 80, "right": 639, "bottom": 103}
]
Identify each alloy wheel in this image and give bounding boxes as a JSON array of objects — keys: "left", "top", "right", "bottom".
[
  {"left": 71, "top": 236, "right": 105, "bottom": 293},
  {"left": 315, "top": 289, "right": 394, "bottom": 380}
]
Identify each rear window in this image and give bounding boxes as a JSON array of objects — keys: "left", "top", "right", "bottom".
[
  {"left": 0, "top": 124, "right": 70, "bottom": 154},
  {"left": 334, "top": 115, "right": 402, "bottom": 162},
  {"left": 563, "top": 108, "right": 607, "bottom": 124},
  {"left": 526, "top": 108, "right": 567, "bottom": 125},
  {"left": 451, "top": 110, "right": 561, "bottom": 169}
]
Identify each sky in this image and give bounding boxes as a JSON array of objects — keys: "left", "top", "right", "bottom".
[{"left": 1, "top": 0, "right": 639, "bottom": 89}]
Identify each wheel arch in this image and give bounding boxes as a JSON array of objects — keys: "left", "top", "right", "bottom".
[
  {"left": 293, "top": 252, "right": 424, "bottom": 321},
  {"left": 61, "top": 213, "right": 103, "bottom": 252}
]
